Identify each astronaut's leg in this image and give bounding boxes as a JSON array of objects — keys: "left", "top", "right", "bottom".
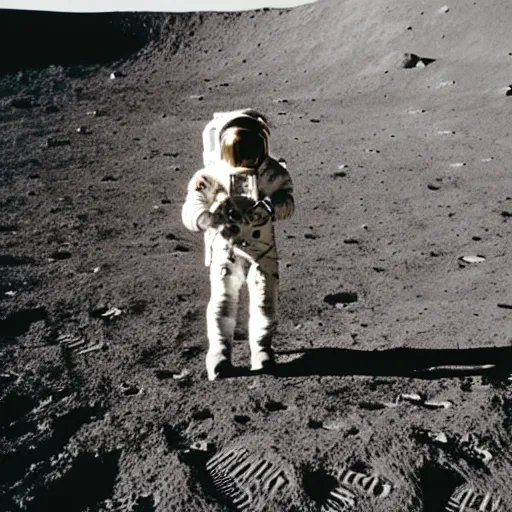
[
  {"left": 246, "top": 257, "right": 279, "bottom": 372},
  {"left": 206, "top": 251, "right": 245, "bottom": 380}
]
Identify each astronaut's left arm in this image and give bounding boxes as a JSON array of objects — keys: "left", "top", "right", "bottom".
[{"left": 263, "top": 163, "right": 294, "bottom": 222}]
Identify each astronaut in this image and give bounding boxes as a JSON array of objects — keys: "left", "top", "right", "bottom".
[{"left": 181, "top": 110, "right": 294, "bottom": 380}]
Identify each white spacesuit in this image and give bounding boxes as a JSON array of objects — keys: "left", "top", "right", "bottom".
[{"left": 182, "top": 110, "right": 294, "bottom": 380}]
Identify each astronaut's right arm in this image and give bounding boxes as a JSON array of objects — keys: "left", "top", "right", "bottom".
[{"left": 181, "top": 171, "right": 218, "bottom": 232}]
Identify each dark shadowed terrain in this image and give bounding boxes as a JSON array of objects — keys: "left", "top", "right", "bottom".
[{"left": 1, "top": 1, "right": 512, "bottom": 510}]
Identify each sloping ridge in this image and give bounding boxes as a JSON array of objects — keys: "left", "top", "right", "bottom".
[{"left": 3, "top": 0, "right": 512, "bottom": 84}]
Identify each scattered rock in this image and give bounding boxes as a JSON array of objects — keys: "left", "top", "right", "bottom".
[
  {"left": 324, "top": 291, "right": 358, "bottom": 308},
  {"left": 501, "top": 210, "right": 512, "bottom": 219},
  {"left": 438, "top": 80, "right": 456, "bottom": 88},
  {"left": 49, "top": 249, "right": 72, "bottom": 260},
  {"left": 234, "top": 414, "right": 251, "bottom": 425},
  {"left": 308, "top": 418, "right": 323, "bottom": 429},
  {"left": 265, "top": 400, "right": 287, "bottom": 412},
  {"left": 101, "top": 307, "right": 122, "bottom": 319},
  {"left": 401, "top": 53, "right": 436, "bottom": 69},
  {"left": 415, "top": 429, "right": 493, "bottom": 465},
  {"left": 90, "top": 306, "right": 122, "bottom": 319},
  {"left": 460, "top": 255, "right": 486, "bottom": 264},
  {"left": 76, "top": 126, "right": 91, "bottom": 134},
  {"left": 119, "top": 382, "right": 140, "bottom": 396},
  {"left": 172, "top": 369, "right": 191, "bottom": 380}
]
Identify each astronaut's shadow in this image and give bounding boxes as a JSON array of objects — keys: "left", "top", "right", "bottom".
[{"left": 268, "top": 346, "right": 512, "bottom": 379}]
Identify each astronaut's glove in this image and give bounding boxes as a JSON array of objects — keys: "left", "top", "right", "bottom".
[
  {"left": 196, "top": 210, "right": 224, "bottom": 231},
  {"left": 219, "top": 196, "right": 255, "bottom": 225},
  {"left": 248, "top": 196, "right": 274, "bottom": 226}
]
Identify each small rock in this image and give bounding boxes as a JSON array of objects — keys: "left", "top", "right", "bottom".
[
  {"left": 506, "top": 86, "right": 512, "bottom": 96},
  {"left": 234, "top": 414, "right": 251, "bottom": 425},
  {"left": 304, "top": 233, "right": 318, "bottom": 240},
  {"left": 423, "top": 400, "right": 453, "bottom": 409},
  {"left": 189, "top": 94, "right": 204, "bottom": 100},
  {"left": 438, "top": 5, "right": 450, "bottom": 13},
  {"left": 4, "top": 290, "right": 16, "bottom": 297},
  {"left": 400, "top": 392, "right": 425, "bottom": 404},
  {"left": 460, "top": 255, "right": 486, "bottom": 264},
  {"left": 497, "top": 303, "right": 512, "bottom": 310},
  {"left": 450, "top": 162, "right": 466, "bottom": 167},
  {"left": 427, "top": 183, "right": 440, "bottom": 190},
  {"left": 401, "top": 53, "right": 421, "bottom": 68},
  {"left": 501, "top": 211, "right": 512, "bottom": 219},
  {"left": 173, "top": 369, "right": 191, "bottom": 380},
  {"left": 343, "top": 238, "right": 359, "bottom": 244},
  {"left": 49, "top": 250, "right": 71, "bottom": 260},
  {"left": 332, "top": 171, "right": 347, "bottom": 178},
  {"left": 307, "top": 418, "right": 323, "bottom": 429},
  {"left": 120, "top": 382, "right": 140, "bottom": 396},
  {"left": 101, "top": 307, "right": 123, "bottom": 318},
  {"left": 324, "top": 291, "right": 358, "bottom": 307},
  {"left": 438, "top": 80, "right": 456, "bottom": 87},
  {"left": 76, "top": 126, "right": 91, "bottom": 134},
  {"left": 110, "top": 71, "right": 124, "bottom": 79},
  {"left": 310, "top": 119, "right": 321, "bottom": 123}
]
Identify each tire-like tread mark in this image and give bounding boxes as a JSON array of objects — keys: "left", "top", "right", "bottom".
[
  {"left": 446, "top": 484, "right": 502, "bottom": 512},
  {"left": 205, "top": 446, "right": 293, "bottom": 511}
]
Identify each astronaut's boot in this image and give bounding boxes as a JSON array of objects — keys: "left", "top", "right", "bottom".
[
  {"left": 250, "top": 344, "right": 276, "bottom": 374},
  {"left": 205, "top": 345, "right": 233, "bottom": 381}
]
